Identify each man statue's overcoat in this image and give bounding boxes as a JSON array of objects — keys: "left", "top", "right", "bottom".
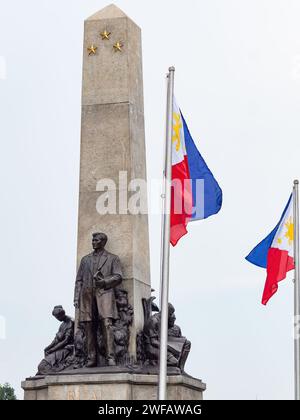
[{"left": 74, "top": 250, "right": 123, "bottom": 322}]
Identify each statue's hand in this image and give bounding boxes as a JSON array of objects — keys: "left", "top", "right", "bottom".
[
  {"left": 93, "top": 270, "right": 103, "bottom": 281},
  {"left": 95, "top": 278, "right": 105, "bottom": 289}
]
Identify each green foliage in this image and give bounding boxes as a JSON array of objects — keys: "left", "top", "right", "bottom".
[{"left": 0, "top": 383, "right": 17, "bottom": 400}]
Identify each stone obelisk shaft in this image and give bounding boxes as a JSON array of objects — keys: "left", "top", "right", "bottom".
[{"left": 77, "top": 4, "right": 151, "bottom": 358}]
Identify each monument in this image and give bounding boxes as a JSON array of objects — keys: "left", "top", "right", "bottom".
[{"left": 22, "top": 4, "right": 206, "bottom": 400}]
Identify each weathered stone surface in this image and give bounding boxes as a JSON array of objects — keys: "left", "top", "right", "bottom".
[
  {"left": 82, "top": 5, "right": 144, "bottom": 109},
  {"left": 22, "top": 373, "right": 206, "bottom": 400},
  {"left": 77, "top": 4, "right": 151, "bottom": 359}
]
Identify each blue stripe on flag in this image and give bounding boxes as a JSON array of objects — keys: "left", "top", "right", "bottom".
[
  {"left": 245, "top": 194, "right": 292, "bottom": 268},
  {"left": 181, "top": 112, "right": 222, "bottom": 220}
]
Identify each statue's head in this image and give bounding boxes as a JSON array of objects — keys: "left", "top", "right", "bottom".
[
  {"left": 52, "top": 305, "right": 66, "bottom": 322},
  {"left": 168, "top": 303, "right": 176, "bottom": 328},
  {"left": 92, "top": 232, "right": 107, "bottom": 251}
]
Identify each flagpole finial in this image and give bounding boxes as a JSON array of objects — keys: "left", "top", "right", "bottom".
[{"left": 294, "top": 180, "right": 299, "bottom": 185}]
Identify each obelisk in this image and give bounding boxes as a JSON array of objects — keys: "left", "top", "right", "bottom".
[{"left": 76, "top": 4, "right": 151, "bottom": 358}]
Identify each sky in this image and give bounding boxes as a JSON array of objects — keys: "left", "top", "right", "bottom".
[{"left": 1, "top": 0, "right": 300, "bottom": 400}]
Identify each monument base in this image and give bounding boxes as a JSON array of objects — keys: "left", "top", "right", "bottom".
[{"left": 22, "top": 372, "right": 206, "bottom": 400}]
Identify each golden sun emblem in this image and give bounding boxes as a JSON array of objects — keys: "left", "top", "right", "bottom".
[
  {"left": 284, "top": 217, "right": 294, "bottom": 245},
  {"left": 172, "top": 112, "right": 182, "bottom": 152}
]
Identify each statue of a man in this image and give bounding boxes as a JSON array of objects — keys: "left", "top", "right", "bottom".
[{"left": 74, "top": 232, "right": 122, "bottom": 367}]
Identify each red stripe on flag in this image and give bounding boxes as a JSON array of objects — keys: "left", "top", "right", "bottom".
[
  {"left": 262, "top": 247, "right": 294, "bottom": 305},
  {"left": 170, "top": 156, "right": 193, "bottom": 246}
]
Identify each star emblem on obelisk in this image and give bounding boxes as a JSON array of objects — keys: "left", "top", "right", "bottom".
[
  {"left": 87, "top": 44, "right": 97, "bottom": 56},
  {"left": 100, "top": 30, "right": 111, "bottom": 40},
  {"left": 113, "top": 41, "right": 123, "bottom": 52}
]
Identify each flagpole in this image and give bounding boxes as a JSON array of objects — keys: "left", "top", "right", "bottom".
[
  {"left": 293, "top": 179, "right": 300, "bottom": 400},
  {"left": 158, "top": 66, "right": 175, "bottom": 400}
]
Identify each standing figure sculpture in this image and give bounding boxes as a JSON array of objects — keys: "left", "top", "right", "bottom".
[{"left": 74, "top": 232, "right": 123, "bottom": 367}]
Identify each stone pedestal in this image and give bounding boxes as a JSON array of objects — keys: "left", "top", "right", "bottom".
[{"left": 22, "top": 373, "right": 206, "bottom": 400}]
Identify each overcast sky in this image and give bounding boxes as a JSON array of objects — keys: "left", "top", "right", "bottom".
[{"left": 1, "top": 0, "right": 300, "bottom": 400}]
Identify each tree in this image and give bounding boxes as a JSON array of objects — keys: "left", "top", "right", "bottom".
[{"left": 0, "top": 383, "right": 17, "bottom": 400}]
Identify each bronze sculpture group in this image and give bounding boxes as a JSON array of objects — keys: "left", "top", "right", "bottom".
[{"left": 36, "top": 233, "right": 190, "bottom": 375}]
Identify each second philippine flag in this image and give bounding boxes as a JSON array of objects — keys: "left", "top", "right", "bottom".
[{"left": 246, "top": 195, "right": 294, "bottom": 305}]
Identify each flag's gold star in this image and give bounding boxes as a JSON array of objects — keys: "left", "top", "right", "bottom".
[
  {"left": 113, "top": 41, "right": 123, "bottom": 52},
  {"left": 277, "top": 238, "right": 282, "bottom": 244},
  {"left": 100, "top": 30, "right": 111, "bottom": 40},
  {"left": 87, "top": 44, "right": 97, "bottom": 55}
]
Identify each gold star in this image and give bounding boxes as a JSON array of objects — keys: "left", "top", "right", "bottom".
[
  {"left": 87, "top": 44, "right": 97, "bottom": 56},
  {"left": 100, "top": 30, "right": 111, "bottom": 40},
  {"left": 113, "top": 41, "right": 123, "bottom": 52}
]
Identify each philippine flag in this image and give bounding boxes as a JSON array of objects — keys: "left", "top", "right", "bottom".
[
  {"left": 246, "top": 195, "right": 294, "bottom": 305},
  {"left": 170, "top": 98, "right": 222, "bottom": 246}
]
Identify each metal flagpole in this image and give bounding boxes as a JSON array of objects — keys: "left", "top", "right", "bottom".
[
  {"left": 293, "top": 179, "right": 300, "bottom": 400},
  {"left": 159, "top": 73, "right": 171, "bottom": 311},
  {"left": 158, "top": 66, "right": 175, "bottom": 400}
]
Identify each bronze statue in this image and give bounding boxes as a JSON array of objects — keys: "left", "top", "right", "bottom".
[
  {"left": 138, "top": 302, "right": 191, "bottom": 373},
  {"left": 35, "top": 233, "right": 191, "bottom": 376},
  {"left": 74, "top": 232, "right": 123, "bottom": 367},
  {"left": 37, "top": 306, "right": 74, "bottom": 375},
  {"left": 167, "top": 303, "right": 191, "bottom": 372}
]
